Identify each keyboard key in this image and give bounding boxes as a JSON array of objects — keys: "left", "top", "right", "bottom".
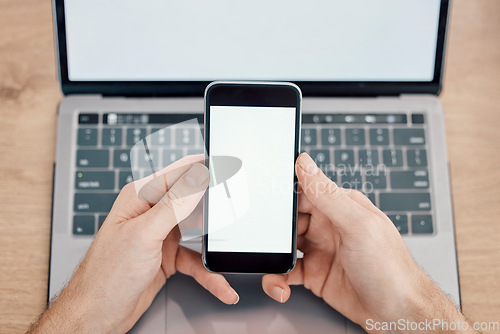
[
  {"left": 310, "top": 149, "right": 331, "bottom": 166},
  {"left": 137, "top": 148, "right": 160, "bottom": 169},
  {"left": 301, "top": 129, "right": 317, "bottom": 146},
  {"left": 391, "top": 170, "right": 429, "bottom": 189},
  {"left": 74, "top": 193, "right": 119, "bottom": 213},
  {"left": 345, "top": 128, "right": 365, "bottom": 145},
  {"left": 394, "top": 129, "right": 426, "bottom": 146},
  {"left": 176, "top": 128, "right": 195, "bottom": 146},
  {"left": 335, "top": 150, "right": 355, "bottom": 167},
  {"left": 382, "top": 149, "right": 403, "bottom": 167},
  {"left": 127, "top": 128, "right": 147, "bottom": 146},
  {"left": 104, "top": 113, "right": 149, "bottom": 125},
  {"left": 78, "top": 128, "right": 98, "bottom": 146},
  {"left": 365, "top": 173, "right": 387, "bottom": 190},
  {"left": 321, "top": 128, "right": 341, "bottom": 146},
  {"left": 151, "top": 128, "right": 171, "bottom": 146},
  {"left": 75, "top": 171, "right": 115, "bottom": 190},
  {"left": 78, "top": 113, "right": 99, "bottom": 124},
  {"left": 358, "top": 149, "right": 379, "bottom": 166},
  {"left": 163, "top": 149, "right": 183, "bottom": 166},
  {"left": 379, "top": 193, "right": 431, "bottom": 211},
  {"left": 407, "top": 149, "right": 428, "bottom": 167},
  {"left": 73, "top": 215, "right": 95, "bottom": 236},
  {"left": 340, "top": 171, "right": 362, "bottom": 189},
  {"left": 412, "top": 215, "right": 433, "bottom": 234},
  {"left": 102, "top": 128, "right": 123, "bottom": 146},
  {"left": 98, "top": 215, "right": 107, "bottom": 229},
  {"left": 411, "top": 113, "right": 425, "bottom": 124},
  {"left": 77, "top": 150, "right": 109, "bottom": 168},
  {"left": 114, "top": 149, "right": 132, "bottom": 168},
  {"left": 369, "top": 128, "right": 389, "bottom": 145},
  {"left": 119, "top": 170, "right": 135, "bottom": 188},
  {"left": 302, "top": 113, "right": 407, "bottom": 124},
  {"left": 388, "top": 214, "right": 408, "bottom": 234}
]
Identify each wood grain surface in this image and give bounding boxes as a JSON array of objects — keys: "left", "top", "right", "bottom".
[{"left": 0, "top": 0, "right": 499, "bottom": 332}]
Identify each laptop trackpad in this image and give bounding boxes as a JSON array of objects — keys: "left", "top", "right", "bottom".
[{"left": 165, "top": 273, "right": 347, "bottom": 334}]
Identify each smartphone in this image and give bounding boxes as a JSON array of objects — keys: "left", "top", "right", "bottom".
[{"left": 202, "top": 81, "right": 301, "bottom": 274}]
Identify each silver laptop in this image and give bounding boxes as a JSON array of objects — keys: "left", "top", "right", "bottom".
[{"left": 49, "top": 0, "right": 459, "bottom": 333}]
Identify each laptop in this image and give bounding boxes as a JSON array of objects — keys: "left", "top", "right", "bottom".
[{"left": 49, "top": 0, "right": 459, "bottom": 333}]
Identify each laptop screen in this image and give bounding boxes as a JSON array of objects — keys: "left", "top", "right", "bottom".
[{"left": 63, "top": 0, "right": 442, "bottom": 83}]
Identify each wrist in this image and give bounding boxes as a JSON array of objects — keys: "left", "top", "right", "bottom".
[
  {"left": 29, "top": 278, "right": 112, "bottom": 334},
  {"left": 362, "top": 269, "right": 473, "bottom": 334},
  {"left": 400, "top": 276, "right": 473, "bottom": 334}
]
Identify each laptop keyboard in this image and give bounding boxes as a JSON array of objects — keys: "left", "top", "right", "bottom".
[{"left": 72, "top": 112, "right": 433, "bottom": 237}]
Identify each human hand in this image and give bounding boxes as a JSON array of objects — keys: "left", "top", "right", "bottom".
[
  {"left": 29, "top": 155, "right": 238, "bottom": 334},
  {"left": 262, "top": 153, "right": 468, "bottom": 333}
]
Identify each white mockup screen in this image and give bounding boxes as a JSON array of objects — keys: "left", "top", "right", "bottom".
[
  {"left": 64, "top": 0, "right": 441, "bottom": 82},
  {"left": 208, "top": 106, "right": 296, "bottom": 253}
]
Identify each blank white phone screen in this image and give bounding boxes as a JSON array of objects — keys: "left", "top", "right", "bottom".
[{"left": 208, "top": 106, "right": 297, "bottom": 253}]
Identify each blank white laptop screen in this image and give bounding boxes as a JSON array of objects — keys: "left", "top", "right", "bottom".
[{"left": 64, "top": 0, "right": 441, "bottom": 82}]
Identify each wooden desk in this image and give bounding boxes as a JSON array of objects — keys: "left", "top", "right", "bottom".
[{"left": 0, "top": 0, "right": 499, "bottom": 332}]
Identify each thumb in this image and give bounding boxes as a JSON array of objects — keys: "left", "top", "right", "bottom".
[
  {"left": 295, "top": 153, "right": 369, "bottom": 233},
  {"left": 139, "top": 163, "right": 210, "bottom": 240}
]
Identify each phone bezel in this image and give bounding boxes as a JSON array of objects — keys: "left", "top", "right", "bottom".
[{"left": 202, "top": 81, "right": 301, "bottom": 274}]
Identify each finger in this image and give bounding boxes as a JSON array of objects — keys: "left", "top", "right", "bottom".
[
  {"left": 108, "top": 155, "right": 205, "bottom": 220},
  {"left": 298, "top": 204, "right": 335, "bottom": 240},
  {"left": 343, "top": 189, "right": 382, "bottom": 215},
  {"left": 298, "top": 189, "right": 315, "bottom": 214},
  {"left": 262, "top": 275, "right": 290, "bottom": 303},
  {"left": 177, "top": 199, "right": 204, "bottom": 239},
  {"left": 176, "top": 247, "right": 239, "bottom": 305},
  {"left": 195, "top": 210, "right": 203, "bottom": 230},
  {"left": 295, "top": 153, "right": 370, "bottom": 233},
  {"left": 133, "top": 154, "right": 204, "bottom": 205},
  {"left": 262, "top": 259, "right": 304, "bottom": 303},
  {"left": 296, "top": 235, "right": 309, "bottom": 253},
  {"left": 138, "top": 162, "right": 209, "bottom": 240},
  {"left": 297, "top": 213, "right": 310, "bottom": 236}
]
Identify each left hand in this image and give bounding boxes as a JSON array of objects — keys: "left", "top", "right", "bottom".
[{"left": 30, "top": 155, "right": 239, "bottom": 334}]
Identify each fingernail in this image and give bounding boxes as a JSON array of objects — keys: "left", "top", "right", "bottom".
[
  {"left": 271, "top": 286, "right": 285, "bottom": 303},
  {"left": 185, "top": 163, "right": 209, "bottom": 187},
  {"left": 233, "top": 292, "right": 240, "bottom": 305},
  {"left": 298, "top": 153, "right": 318, "bottom": 174}
]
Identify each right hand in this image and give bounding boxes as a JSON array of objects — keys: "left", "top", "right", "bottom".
[{"left": 262, "top": 153, "right": 466, "bottom": 333}]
